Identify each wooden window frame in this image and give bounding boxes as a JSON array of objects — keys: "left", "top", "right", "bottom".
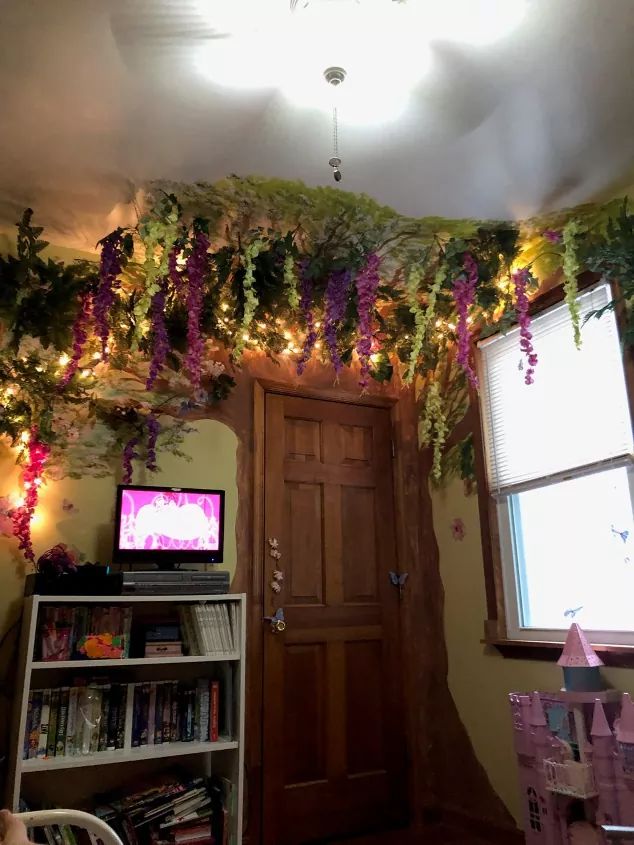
[{"left": 473, "top": 271, "right": 634, "bottom": 666}]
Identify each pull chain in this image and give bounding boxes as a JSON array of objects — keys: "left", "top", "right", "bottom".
[{"left": 329, "top": 106, "right": 342, "bottom": 182}]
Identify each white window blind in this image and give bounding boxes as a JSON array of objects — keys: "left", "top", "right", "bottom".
[{"left": 478, "top": 282, "right": 633, "bottom": 494}]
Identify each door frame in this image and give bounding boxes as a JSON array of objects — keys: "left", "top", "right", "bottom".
[{"left": 248, "top": 378, "right": 407, "bottom": 844}]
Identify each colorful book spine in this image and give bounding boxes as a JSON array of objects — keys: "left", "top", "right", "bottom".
[
  {"left": 115, "top": 684, "right": 127, "bottom": 750},
  {"left": 162, "top": 681, "right": 172, "bottom": 744},
  {"left": 139, "top": 683, "right": 150, "bottom": 746},
  {"left": 154, "top": 682, "right": 164, "bottom": 744},
  {"left": 36, "top": 689, "right": 51, "bottom": 758},
  {"left": 23, "top": 691, "right": 33, "bottom": 760},
  {"left": 147, "top": 683, "right": 156, "bottom": 746},
  {"left": 170, "top": 681, "right": 179, "bottom": 742},
  {"left": 47, "top": 688, "right": 60, "bottom": 757},
  {"left": 106, "top": 684, "right": 120, "bottom": 750},
  {"left": 197, "top": 680, "right": 210, "bottom": 743},
  {"left": 98, "top": 685, "right": 111, "bottom": 752},
  {"left": 131, "top": 685, "right": 141, "bottom": 748},
  {"left": 210, "top": 682, "right": 219, "bottom": 742},
  {"left": 185, "top": 688, "right": 195, "bottom": 742},
  {"left": 65, "top": 687, "right": 78, "bottom": 755}
]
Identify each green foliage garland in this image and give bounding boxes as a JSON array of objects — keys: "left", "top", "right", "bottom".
[
  {"left": 1, "top": 177, "right": 634, "bottom": 561},
  {"left": 562, "top": 219, "right": 582, "bottom": 349}
]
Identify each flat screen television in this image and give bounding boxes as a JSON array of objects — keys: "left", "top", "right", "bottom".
[{"left": 113, "top": 485, "right": 225, "bottom": 568}]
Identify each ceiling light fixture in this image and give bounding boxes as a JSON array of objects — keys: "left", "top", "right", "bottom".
[
  {"left": 195, "top": 0, "right": 529, "bottom": 124},
  {"left": 324, "top": 66, "right": 345, "bottom": 182}
]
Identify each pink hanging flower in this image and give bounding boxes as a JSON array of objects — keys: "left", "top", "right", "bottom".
[
  {"left": 513, "top": 267, "right": 538, "bottom": 385},
  {"left": 145, "top": 414, "right": 160, "bottom": 472},
  {"left": 59, "top": 291, "right": 92, "bottom": 387},
  {"left": 451, "top": 518, "right": 466, "bottom": 541},
  {"left": 543, "top": 229, "right": 562, "bottom": 243},
  {"left": 11, "top": 427, "right": 50, "bottom": 564},
  {"left": 355, "top": 253, "right": 381, "bottom": 390},
  {"left": 451, "top": 253, "right": 479, "bottom": 389},
  {"left": 184, "top": 227, "right": 210, "bottom": 390}
]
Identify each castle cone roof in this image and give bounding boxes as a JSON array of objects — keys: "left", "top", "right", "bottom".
[{"left": 558, "top": 623, "right": 604, "bottom": 668}]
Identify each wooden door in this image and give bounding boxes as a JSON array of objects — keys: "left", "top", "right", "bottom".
[{"left": 262, "top": 392, "right": 407, "bottom": 845}]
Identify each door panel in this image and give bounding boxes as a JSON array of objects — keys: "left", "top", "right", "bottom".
[{"left": 263, "top": 393, "right": 407, "bottom": 845}]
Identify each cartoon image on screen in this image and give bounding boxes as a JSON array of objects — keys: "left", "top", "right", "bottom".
[{"left": 118, "top": 489, "right": 221, "bottom": 551}]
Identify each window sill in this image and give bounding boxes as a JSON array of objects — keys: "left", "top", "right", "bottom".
[{"left": 483, "top": 637, "right": 634, "bottom": 668}]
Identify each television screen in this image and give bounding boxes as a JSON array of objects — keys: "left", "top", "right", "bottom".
[{"left": 113, "top": 485, "right": 225, "bottom": 565}]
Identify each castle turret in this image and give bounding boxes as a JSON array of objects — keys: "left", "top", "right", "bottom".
[
  {"left": 613, "top": 693, "right": 634, "bottom": 826},
  {"left": 590, "top": 699, "right": 620, "bottom": 827},
  {"left": 558, "top": 624, "right": 604, "bottom": 692}
]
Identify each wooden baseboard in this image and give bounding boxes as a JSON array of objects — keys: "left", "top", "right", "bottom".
[{"left": 440, "top": 805, "right": 524, "bottom": 844}]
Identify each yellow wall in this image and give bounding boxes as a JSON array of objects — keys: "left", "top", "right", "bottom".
[
  {"left": 434, "top": 478, "right": 634, "bottom": 824},
  {"left": 0, "top": 419, "right": 238, "bottom": 634}
]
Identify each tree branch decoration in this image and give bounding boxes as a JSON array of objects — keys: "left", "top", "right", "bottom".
[{"left": 0, "top": 178, "right": 632, "bottom": 563}]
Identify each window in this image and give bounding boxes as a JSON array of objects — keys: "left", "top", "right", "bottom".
[{"left": 478, "top": 282, "right": 634, "bottom": 645}]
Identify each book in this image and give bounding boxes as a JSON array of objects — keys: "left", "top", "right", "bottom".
[
  {"left": 98, "top": 684, "right": 111, "bottom": 751},
  {"left": 210, "top": 681, "right": 219, "bottom": 742},
  {"left": 116, "top": 683, "right": 127, "bottom": 750},
  {"left": 144, "top": 642, "right": 183, "bottom": 657},
  {"left": 154, "top": 682, "right": 164, "bottom": 744},
  {"left": 106, "top": 684, "right": 119, "bottom": 750},
  {"left": 221, "top": 664, "right": 233, "bottom": 739},
  {"left": 193, "top": 606, "right": 211, "bottom": 655},
  {"left": 162, "top": 681, "right": 172, "bottom": 745},
  {"left": 36, "top": 689, "right": 51, "bottom": 758},
  {"left": 140, "top": 683, "right": 151, "bottom": 746},
  {"left": 170, "top": 681, "right": 179, "bottom": 742},
  {"left": 65, "top": 686, "right": 78, "bottom": 755},
  {"left": 23, "top": 691, "right": 34, "bottom": 760},
  {"left": 47, "top": 688, "right": 60, "bottom": 757},
  {"left": 195, "top": 679, "right": 210, "bottom": 743}
]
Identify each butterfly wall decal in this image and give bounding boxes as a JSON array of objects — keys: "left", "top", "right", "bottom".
[{"left": 389, "top": 571, "right": 408, "bottom": 597}]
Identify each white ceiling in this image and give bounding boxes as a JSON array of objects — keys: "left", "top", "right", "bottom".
[{"left": 1, "top": 0, "right": 634, "bottom": 249}]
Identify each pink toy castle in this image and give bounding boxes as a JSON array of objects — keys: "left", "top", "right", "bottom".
[{"left": 510, "top": 624, "right": 634, "bottom": 844}]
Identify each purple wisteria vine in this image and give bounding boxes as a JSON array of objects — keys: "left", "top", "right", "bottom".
[
  {"left": 452, "top": 253, "right": 479, "bottom": 389},
  {"left": 355, "top": 253, "right": 381, "bottom": 390},
  {"left": 324, "top": 268, "right": 351, "bottom": 376},
  {"left": 184, "top": 227, "right": 210, "bottom": 389},
  {"left": 513, "top": 268, "right": 538, "bottom": 385}
]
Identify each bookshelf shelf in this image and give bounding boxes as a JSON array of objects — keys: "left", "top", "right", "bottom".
[
  {"left": 22, "top": 738, "right": 239, "bottom": 772},
  {"left": 31, "top": 653, "right": 240, "bottom": 669},
  {"left": 7, "top": 593, "right": 246, "bottom": 845}
]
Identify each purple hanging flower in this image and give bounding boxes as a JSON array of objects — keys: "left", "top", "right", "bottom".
[
  {"left": 122, "top": 436, "right": 139, "bottom": 484},
  {"left": 146, "top": 279, "right": 170, "bottom": 390},
  {"left": 146, "top": 414, "right": 160, "bottom": 472},
  {"left": 355, "top": 253, "right": 381, "bottom": 390},
  {"left": 451, "top": 253, "right": 479, "bottom": 389},
  {"left": 95, "top": 230, "right": 124, "bottom": 361},
  {"left": 513, "top": 267, "right": 538, "bottom": 385},
  {"left": 297, "top": 261, "right": 317, "bottom": 376},
  {"left": 184, "top": 228, "right": 210, "bottom": 389},
  {"left": 59, "top": 291, "right": 92, "bottom": 387},
  {"left": 324, "top": 268, "right": 351, "bottom": 375},
  {"left": 543, "top": 229, "right": 562, "bottom": 244}
]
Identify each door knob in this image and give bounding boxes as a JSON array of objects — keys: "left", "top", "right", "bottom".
[{"left": 264, "top": 608, "right": 286, "bottom": 633}]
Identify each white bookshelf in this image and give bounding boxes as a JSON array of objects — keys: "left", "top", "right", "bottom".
[{"left": 7, "top": 593, "right": 246, "bottom": 844}]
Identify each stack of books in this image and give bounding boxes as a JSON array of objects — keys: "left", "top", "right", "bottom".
[
  {"left": 93, "top": 770, "right": 234, "bottom": 845},
  {"left": 39, "top": 605, "right": 133, "bottom": 662},
  {"left": 131, "top": 679, "right": 223, "bottom": 746},
  {"left": 22, "top": 683, "right": 127, "bottom": 760},
  {"left": 178, "top": 603, "right": 238, "bottom": 656},
  {"left": 144, "top": 624, "right": 183, "bottom": 658}
]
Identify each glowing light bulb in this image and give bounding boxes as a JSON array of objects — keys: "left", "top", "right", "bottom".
[
  {"left": 14, "top": 496, "right": 25, "bottom": 508},
  {"left": 81, "top": 369, "right": 91, "bottom": 378},
  {"left": 314, "top": 321, "right": 321, "bottom": 329},
  {"left": 20, "top": 431, "right": 30, "bottom": 444},
  {"left": 5, "top": 387, "right": 14, "bottom": 397},
  {"left": 283, "top": 330, "right": 292, "bottom": 340},
  {"left": 315, "top": 340, "right": 322, "bottom": 350},
  {"left": 448, "top": 322, "right": 456, "bottom": 332},
  {"left": 23, "top": 482, "right": 32, "bottom": 490},
  {"left": 370, "top": 353, "right": 380, "bottom": 363},
  {"left": 34, "top": 478, "right": 42, "bottom": 487},
  {"left": 242, "top": 333, "right": 250, "bottom": 342},
  {"left": 221, "top": 302, "right": 229, "bottom": 312},
  {"left": 35, "top": 365, "right": 44, "bottom": 373},
  {"left": 58, "top": 353, "right": 70, "bottom": 366}
]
